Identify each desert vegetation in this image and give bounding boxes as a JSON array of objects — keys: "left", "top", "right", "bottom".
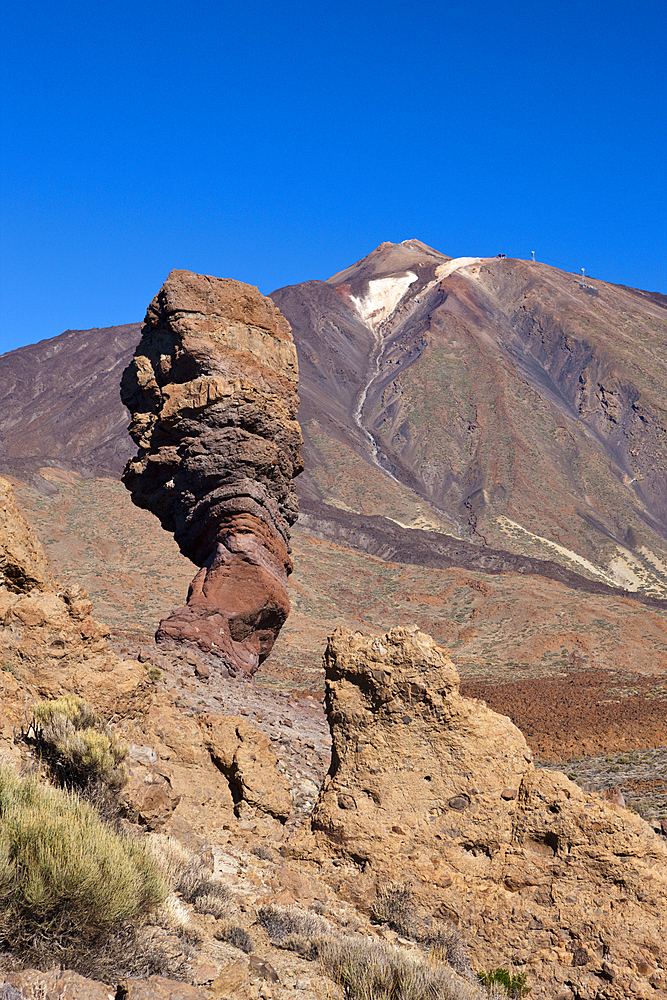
[
  {"left": 0, "top": 766, "right": 167, "bottom": 974},
  {"left": 28, "top": 694, "right": 128, "bottom": 814},
  {"left": 257, "top": 902, "right": 499, "bottom": 999}
]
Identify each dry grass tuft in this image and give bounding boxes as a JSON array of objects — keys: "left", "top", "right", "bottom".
[
  {"left": 321, "top": 937, "right": 487, "bottom": 1000},
  {"left": 147, "top": 833, "right": 233, "bottom": 914},
  {"left": 371, "top": 881, "right": 416, "bottom": 938},
  {"left": 214, "top": 921, "right": 254, "bottom": 953},
  {"left": 257, "top": 903, "right": 334, "bottom": 959},
  {"left": 258, "top": 903, "right": 484, "bottom": 1000}
]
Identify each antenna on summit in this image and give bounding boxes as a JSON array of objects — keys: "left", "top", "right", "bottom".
[
  {"left": 531, "top": 250, "right": 535, "bottom": 261},
  {"left": 580, "top": 268, "right": 587, "bottom": 288}
]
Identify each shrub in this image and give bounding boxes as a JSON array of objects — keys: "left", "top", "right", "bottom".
[
  {"left": 251, "top": 844, "right": 274, "bottom": 860},
  {"left": 214, "top": 921, "right": 254, "bottom": 953},
  {"left": 427, "top": 924, "right": 471, "bottom": 977},
  {"left": 258, "top": 904, "right": 483, "bottom": 1000},
  {"left": 371, "top": 881, "right": 417, "bottom": 938},
  {"left": 477, "top": 968, "right": 531, "bottom": 997},
  {"left": 257, "top": 903, "right": 333, "bottom": 959},
  {"left": 147, "top": 833, "right": 233, "bottom": 917},
  {"left": 29, "top": 695, "right": 128, "bottom": 803},
  {"left": 0, "top": 766, "right": 168, "bottom": 970},
  {"left": 321, "top": 937, "right": 486, "bottom": 1000}
]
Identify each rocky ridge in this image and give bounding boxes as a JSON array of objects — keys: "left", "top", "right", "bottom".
[
  {"left": 304, "top": 626, "right": 667, "bottom": 1000},
  {"left": 0, "top": 322, "right": 140, "bottom": 481},
  {"left": 121, "top": 271, "right": 303, "bottom": 676}
]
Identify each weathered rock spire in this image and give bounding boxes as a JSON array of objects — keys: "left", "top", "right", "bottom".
[{"left": 121, "top": 269, "right": 303, "bottom": 677}]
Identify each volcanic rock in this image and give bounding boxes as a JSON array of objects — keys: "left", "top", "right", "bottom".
[
  {"left": 0, "top": 477, "right": 54, "bottom": 592},
  {"left": 0, "top": 478, "right": 150, "bottom": 727},
  {"left": 272, "top": 241, "right": 667, "bottom": 595},
  {"left": 0, "top": 323, "right": 140, "bottom": 482},
  {"left": 310, "top": 626, "right": 667, "bottom": 999},
  {"left": 199, "top": 713, "right": 292, "bottom": 821},
  {"left": 121, "top": 270, "right": 303, "bottom": 677}
]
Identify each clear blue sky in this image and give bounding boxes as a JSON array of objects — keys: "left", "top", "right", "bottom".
[{"left": 1, "top": 0, "right": 666, "bottom": 355}]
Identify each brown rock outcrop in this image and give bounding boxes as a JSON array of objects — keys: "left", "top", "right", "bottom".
[
  {"left": 0, "top": 478, "right": 150, "bottom": 725},
  {"left": 310, "top": 626, "right": 667, "bottom": 1000},
  {"left": 121, "top": 270, "right": 303, "bottom": 677},
  {"left": 199, "top": 713, "right": 292, "bottom": 821},
  {"left": 0, "top": 477, "right": 54, "bottom": 593}
]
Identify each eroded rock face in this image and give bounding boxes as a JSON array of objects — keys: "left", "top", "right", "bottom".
[
  {"left": 311, "top": 626, "right": 667, "bottom": 999},
  {"left": 0, "top": 478, "right": 54, "bottom": 593},
  {"left": 121, "top": 270, "right": 303, "bottom": 677},
  {"left": 0, "top": 479, "right": 151, "bottom": 727}
]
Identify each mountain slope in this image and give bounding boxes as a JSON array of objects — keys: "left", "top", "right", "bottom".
[
  {"left": 2, "top": 244, "right": 667, "bottom": 598},
  {"left": 0, "top": 323, "right": 139, "bottom": 480},
  {"left": 271, "top": 240, "right": 667, "bottom": 595}
]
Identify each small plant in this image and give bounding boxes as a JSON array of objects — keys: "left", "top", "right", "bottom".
[
  {"left": 477, "top": 967, "right": 531, "bottom": 997},
  {"left": 371, "top": 881, "right": 417, "bottom": 938},
  {"left": 147, "top": 666, "right": 162, "bottom": 683},
  {"left": 214, "top": 922, "right": 254, "bottom": 953},
  {"left": 0, "top": 766, "right": 167, "bottom": 971},
  {"left": 147, "top": 833, "right": 233, "bottom": 917},
  {"left": 251, "top": 843, "right": 274, "bottom": 860},
  {"left": 1, "top": 663, "right": 19, "bottom": 679},
  {"left": 427, "top": 924, "right": 471, "bottom": 977},
  {"left": 29, "top": 695, "right": 128, "bottom": 804},
  {"left": 321, "top": 937, "right": 485, "bottom": 1000},
  {"left": 257, "top": 903, "right": 333, "bottom": 959},
  {"left": 257, "top": 904, "right": 483, "bottom": 999}
]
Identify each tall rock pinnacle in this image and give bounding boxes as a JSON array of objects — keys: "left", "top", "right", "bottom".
[{"left": 121, "top": 270, "right": 303, "bottom": 677}]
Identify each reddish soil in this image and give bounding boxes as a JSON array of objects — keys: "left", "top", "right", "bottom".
[{"left": 462, "top": 670, "right": 667, "bottom": 761}]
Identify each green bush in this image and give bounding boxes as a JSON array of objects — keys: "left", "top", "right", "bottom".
[
  {"left": 0, "top": 766, "right": 167, "bottom": 967},
  {"left": 477, "top": 967, "right": 531, "bottom": 997},
  {"left": 30, "top": 695, "right": 128, "bottom": 800}
]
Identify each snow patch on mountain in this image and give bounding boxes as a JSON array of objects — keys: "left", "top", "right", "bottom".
[{"left": 350, "top": 272, "right": 417, "bottom": 330}]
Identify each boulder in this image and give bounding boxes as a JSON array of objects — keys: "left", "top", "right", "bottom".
[
  {"left": 121, "top": 270, "right": 303, "bottom": 677},
  {"left": 0, "top": 477, "right": 54, "bottom": 592},
  {"left": 119, "top": 758, "right": 181, "bottom": 830},
  {"left": 200, "top": 713, "right": 292, "bottom": 821},
  {"left": 0, "top": 481, "right": 150, "bottom": 724},
  {"left": 310, "top": 625, "right": 667, "bottom": 1000}
]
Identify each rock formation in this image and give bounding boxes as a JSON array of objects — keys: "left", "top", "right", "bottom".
[
  {"left": 0, "top": 478, "right": 54, "bottom": 593},
  {"left": 0, "top": 474, "right": 295, "bottom": 839},
  {"left": 310, "top": 626, "right": 667, "bottom": 1000},
  {"left": 0, "top": 477, "right": 151, "bottom": 741},
  {"left": 121, "top": 270, "right": 303, "bottom": 677}
]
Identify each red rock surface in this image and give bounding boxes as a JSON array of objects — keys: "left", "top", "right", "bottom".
[{"left": 121, "top": 271, "right": 303, "bottom": 677}]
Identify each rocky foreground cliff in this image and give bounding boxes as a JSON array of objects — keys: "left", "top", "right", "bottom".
[
  {"left": 1, "top": 477, "right": 666, "bottom": 1000},
  {"left": 304, "top": 626, "right": 667, "bottom": 1000},
  {"left": 121, "top": 271, "right": 303, "bottom": 676}
]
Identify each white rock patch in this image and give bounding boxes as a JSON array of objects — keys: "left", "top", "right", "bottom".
[
  {"left": 351, "top": 272, "right": 417, "bottom": 330},
  {"left": 434, "top": 256, "right": 482, "bottom": 280}
]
